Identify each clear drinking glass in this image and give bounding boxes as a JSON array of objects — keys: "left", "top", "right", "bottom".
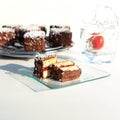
[{"left": 80, "top": 5, "right": 119, "bottom": 63}]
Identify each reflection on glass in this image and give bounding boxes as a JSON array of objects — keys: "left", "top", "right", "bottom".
[{"left": 80, "top": 5, "right": 119, "bottom": 63}]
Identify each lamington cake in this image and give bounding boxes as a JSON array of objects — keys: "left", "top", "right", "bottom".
[
  {"left": 2, "top": 24, "right": 47, "bottom": 47},
  {"left": 48, "top": 26, "right": 73, "bottom": 47},
  {"left": 16, "top": 25, "right": 47, "bottom": 46},
  {"left": 24, "top": 31, "right": 46, "bottom": 52},
  {"left": 19, "top": 24, "right": 47, "bottom": 34},
  {"left": 50, "top": 60, "right": 81, "bottom": 82},
  {"left": 50, "top": 25, "right": 70, "bottom": 29},
  {"left": 33, "top": 54, "right": 57, "bottom": 79},
  {"left": 2, "top": 24, "right": 24, "bottom": 47},
  {"left": 0, "top": 27, "right": 15, "bottom": 46}
]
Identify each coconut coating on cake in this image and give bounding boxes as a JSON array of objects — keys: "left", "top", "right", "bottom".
[
  {"left": 49, "top": 27, "right": 73, "bottom": 47},
  {"left": 33, "top": 54, "right": 57, "bottom": 79},
  {"left": 0, "top": 28, "right": 15, "bottom": 46},
  {"left": 23, "top": 31, "right": 46, "bottom": 51}
]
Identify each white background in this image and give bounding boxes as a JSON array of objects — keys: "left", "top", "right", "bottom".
[
  {"left": 0, "top": 0, "right": 120, "bottom": 120},
  {"left": 0, "top": 0, "right": 119, "bottom": 24}
]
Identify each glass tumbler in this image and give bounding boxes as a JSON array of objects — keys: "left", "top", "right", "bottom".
[{"left": 80, "top": 5, "right": 119, "bottom": 63}]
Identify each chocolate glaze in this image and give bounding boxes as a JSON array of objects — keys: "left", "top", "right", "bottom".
[
  {"left": 49, "top": 30, "right": 73, "bottom": 47},
  {"left": 33, "top": 55, "right": 57, "bottom": 79},
  {"left": 51, "top": 63, "right": 81, "bottom": 82}
]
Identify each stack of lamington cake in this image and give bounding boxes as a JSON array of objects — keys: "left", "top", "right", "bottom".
[
  {"left": 33, "top": 54, "right": 82, "bottom": 82},
  {"left": 0, "top": 24, "right": 73, "bottom": 52}
]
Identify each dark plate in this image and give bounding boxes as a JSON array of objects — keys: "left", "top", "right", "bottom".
[{"left": 0, "top": 46, "right": 70, "bottom": 58}]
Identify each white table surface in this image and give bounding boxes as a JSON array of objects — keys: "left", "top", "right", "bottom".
[
  {"left": 0, "top": 44, "right": 120, "bottom": 120},
  {"left": 0, "top": 0, "right": 120, "bottom": 119}
]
